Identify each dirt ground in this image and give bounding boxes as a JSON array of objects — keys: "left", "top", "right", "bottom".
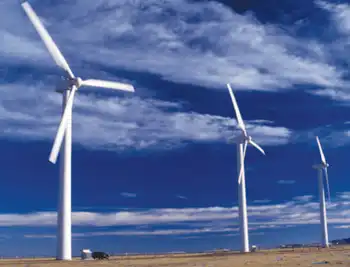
[{"left": 1, "top": 247, "right": 350, "bottom": 266}]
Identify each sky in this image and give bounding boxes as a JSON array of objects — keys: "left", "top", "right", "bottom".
[{"left": 2, "top": 0, "right": 350, "bottom": 258}]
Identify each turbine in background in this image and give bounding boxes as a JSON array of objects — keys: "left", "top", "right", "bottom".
[
  {"left": 226, "top": 83, "right": 265, "bottom": 253},
  {"left": 21, "top": 1, "right": 135, "bottom": 260},
  {"left": 313, "top": 136, "right": 331, "bottom": 248}
]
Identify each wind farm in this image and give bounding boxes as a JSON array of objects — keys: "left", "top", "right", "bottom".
[{"left": 3, "top": 0, "right": 350, "bottom": 266}]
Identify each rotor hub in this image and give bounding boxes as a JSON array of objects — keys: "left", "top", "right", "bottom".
[
  {"left": 74, "top": 77, "right": 83, "bottom": 88},
  {"left": 67, "top": 77, "right": 82, "bottom": 89}
]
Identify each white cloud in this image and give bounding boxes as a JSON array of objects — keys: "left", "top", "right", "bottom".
[
  {"left": 176, "top": 195, "right": 188, "bottom": 200},
  {"left": 317, "top": 1, "right": 350, "bottom": 35},
  {"left": 4, "top": 192, "right": 350, "bottom": 230},
  {"left": 252, "top": 199, "right": 271, "bottom": 204},
  {"left": 24, "top": 235, "right": 56, "bottom": 239},
  {"left": 121, "top": 192, "right": 137, "bottom": 198},
  {"left": 293, "top": 195, "right": 314, "bottom": 202},
  {"left": 310, "top": 88, "right": 350, "bottom": 103},
  {"left": 15, "top": 194, "right": 350, "bottom": 240},
  {"left": 299, "top": 126, "right": 350, "bottom": 148},
  {"left": 337, "top": 192, "right": 350, "bottom": 200},
  {"left": 0, "top": 0, "right": 302, "bottom": 152},
  {"left": 333, "top": 225, "right": 350, "bottom": 229},
  {"left": 1, "top": 0, "right": 346, "bottom": 92},
  {"left": 24, "top": 227, "right": 240, "bottom": 239},
  {"left": 0, "top": 82, "right": 292, "bottom": 151},
  {"left": 0, "top": 207, "right": 238, "bottom": 227},
  {"left": 8, "top": 191, "right": 350, "bottom": 241},
  {"left": 2, "top": 0, "right": 349, "bottom": 151},
  {"left": 277, "top": 180, "right": 296, "bottom": 185}
]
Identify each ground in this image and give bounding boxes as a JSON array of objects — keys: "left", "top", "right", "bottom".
[{"left": 0, "top": 247, "right": 349, "bottom": 266}]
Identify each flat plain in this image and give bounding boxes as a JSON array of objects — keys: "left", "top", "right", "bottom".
[{"left": 1, "top": 247, "right": 350, "bottom": 267}]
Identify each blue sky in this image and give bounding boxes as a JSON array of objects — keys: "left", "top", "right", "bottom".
[{"left": 2, "top": 0, "right": 350, "bottom": 257}]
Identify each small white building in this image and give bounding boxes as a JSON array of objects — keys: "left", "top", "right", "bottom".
[{"left": 80, "top": 249, "right": 92, "bottom": 260}]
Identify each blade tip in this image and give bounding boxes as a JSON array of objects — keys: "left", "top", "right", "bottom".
[{"left": 49, "top": 156, "right": 57, "bottom": 164}]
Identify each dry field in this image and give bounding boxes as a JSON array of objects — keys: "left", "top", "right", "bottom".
[{"left": 1, "top": 247, "right": 350, "bottom": 267}]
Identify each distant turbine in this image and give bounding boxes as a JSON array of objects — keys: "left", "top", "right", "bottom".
[
  {"left": 21, "top": 1, "right": 135, "bottom": 260},
  {"left": 313, "top": 136, "right": 331, "bottom": 248},
  {"left": 226, "top": 83, "right": 265, "bottom": 253}
]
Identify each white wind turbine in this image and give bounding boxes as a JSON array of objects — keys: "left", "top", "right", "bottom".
[
  {"left": 226, "top": 83, "right": 265, "bottom": 253},
  {"left": 21, "top": 1, "right": 135, "bottom": 260},
  {"left": 313, "top": 136, "right": 331, "bottom": 248}
]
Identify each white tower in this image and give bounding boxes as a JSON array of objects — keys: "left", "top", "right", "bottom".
[
  {"left": 226, "top": 83, "right": 266, "bottom": 253},
  {"left": 313, "top": 136, "right": 331, "bottom": 248}
]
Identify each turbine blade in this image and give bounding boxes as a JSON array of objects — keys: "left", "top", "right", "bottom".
[
  {"left": 81, "top": 79, "right": 135, "bottom": 92},
  {"left": 238, "top": 141, "right": 248, "bottom": 184},
  {"left": 248, "top": 139, "right": 265, "bottom": 155},
  {"left": 316, "top": 136, "right": 327, "bottom": 165},
  {"left": 324, "top": 167, "right": 331, "bottom": 204},
  {"left": 227, "top": 83, "right": 246, "bottom": 135},
  {"left": 48, "top": 87, "right": 77, "bottom": 164},
  {"left": 243, "top": 140, "right": 248, "bottom": 157},
  {"left": 21, "top": 1, "right": 74, "bottom": 78}
]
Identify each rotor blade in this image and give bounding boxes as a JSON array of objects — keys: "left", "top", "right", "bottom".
[
  {"left": 324, "top": 167, "right": 331, "bottom": 204},
  {"left": 48, "top": 87, "right": 77, "bottom": 164},
  {"left": 227, "top": 83, "right": 246, "bottom": 135},
  {"left": 21, "top": 1, "right": 74, "bottom": 78},
  {"left": 316, "top": 136, "right": 326, "bottom": 165},
  {"left": 81, "top": 79, "right": 135, "bottom": 92},
  {"left": 238, "top": 141, "right": 248, "bottom": 184},
  {"left": 248, "top": 139, "right": 265, "bottom": 155}
]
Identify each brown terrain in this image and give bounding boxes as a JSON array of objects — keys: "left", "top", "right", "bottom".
[{"left": 0, "top": 246, "right": 349, "bottom": 266}]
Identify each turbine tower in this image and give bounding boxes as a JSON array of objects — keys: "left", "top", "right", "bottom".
[
  {"left": 226, "top": 83, "right": 265, "bottom": 253},
  {"left": 21, "top": 1, "right": 135, "bottom": 260},
  {"left": 313, "top": 136, "right": 331, "bottom": 248}
]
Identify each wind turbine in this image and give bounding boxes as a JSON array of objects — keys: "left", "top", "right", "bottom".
[
  {"left": 313, "top": 136, "right": 331, "bottom": 248},
  {"left": 21, "top": 1, "right": 135, "bottom": 260},
  {"left": 226, "top": 83, "right": 265, "bottom": 253}
]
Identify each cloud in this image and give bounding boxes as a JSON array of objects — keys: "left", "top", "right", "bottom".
[
  {"left": 121, "top": 192, "right": 137, "bottom": 198},
  {"left": 16, "top": 193, "right": 350, "bottom": 240},
  {"left": 24, "top": 227, "right": 240, "bottom": 239},
  {"left": 333, "top": 225, "right": 350, "bottom": 229},
  {"left": 0, "top": 207, "right": 238, "bottom": 227},
  {"left": 3, "top": 0, "right": 349, "bottom": 151},
  {"left": 252, "top": 199, "right": 271, "bottom": 204},
  {"left": 3, "top": 192, "right": 350, "bottom": 230},
  {"left": 176, "top": 195, "right": 188, "bottom": 200},
  {"left": 294, "top": 124, "right": 350, "bottom": 148},
  {"left": 293, "top": 195, "right": 314, "bottom": 202},
  {"left": 0, "top": 0, "right": 303, "bottom": 153},
  {"left": 305, "top": 1, "right": 350, "bottom": 104},
  {"left": 2, "top": 0, "right": 347, "bottom": 93},
  {"left": 0, "top": 81, "right": 292, "bottom": 151},
  {"left": 310, "top": 88, "right": 350, "bottom": 103},
  {"left": 316, "top": 1, "right": 350, "bottom": 35},
  {"left": 277, "top": 180, "right": 296, "bottom": 185},
  {"left": 24, "top": 235, "right": 56, "bottom": 239},
  {"left": 337, "top": 192, "right": 350, "bottom": 200}
]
